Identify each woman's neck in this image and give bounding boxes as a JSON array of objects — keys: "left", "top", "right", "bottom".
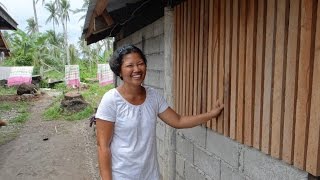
[
  {"left": 118, "top": 84, "right": 144, "bottom": 96},
  {"left": 117, "top": 84, "right": 146, "bottom": 105}
]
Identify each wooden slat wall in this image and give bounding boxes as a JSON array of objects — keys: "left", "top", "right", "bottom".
[{"left": 173, "top": 0, "right": 320, "bottom": 176}]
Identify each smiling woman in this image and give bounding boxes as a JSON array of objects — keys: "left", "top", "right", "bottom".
[{"left": 94, "top": 44, "right": 224, "bottom": 180}]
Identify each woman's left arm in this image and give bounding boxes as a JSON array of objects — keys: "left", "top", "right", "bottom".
[{"left": 158, "top": 100, "right": 224, "bottom": 129}]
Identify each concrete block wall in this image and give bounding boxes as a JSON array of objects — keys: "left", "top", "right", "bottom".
[{"left": 176, "top": 127, "right": 309, "bottom": 180}]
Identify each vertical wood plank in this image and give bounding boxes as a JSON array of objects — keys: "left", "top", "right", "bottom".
[
  {"left": 230, "top": 0, "right": 239, "bottom": 139},
  {"left": 282, "top": 0, "right": 300, "bottom": 165},
  {"left": 179, "top": 3, "right": 184, "bottom": 115},
  {"left": 207, "top": 0, "right": 214, "bottom": 128},
  {"left": 193, "top": 0, "right": 200, "bottom": 115},
  {"left": 261, "top": 0, "right": 276, "bottom": 154},
  {"left": 186, "top": 0, "right": 191, "bottom": 116},
  {"left": 224, "top": 0, "right": 232, "bottom": 136},
  {"left": 197, "top": 0, "right": 204, "bottom": 115},
  {"left": 174, "top": 5, "right": 178, "bottom": 112},
  {"left": 244, "top": 0, "right": 256, "bottom": 146},
  {"left": 182, "top": 2, "right": 187, "bottom": 115},
  {"left": 253, "top": 0, "right": 266, "bottom": 150},
  {"left": 212, "top": 0, "right": 219, "bottom": 130},
  {"left": 236, "top": 0, "right": 247, "bottom": 143},
  {"left": 189, "top": 0, "right": 195, "bottom": 117},
  {"left": 306, "top": 1, "right": 320, "bottom": 175},
  {"left": 294, "top": 0, "right": 315, "bottom": 170},
  {"left": 201, "top": 0, "right": 209, "bottom": 114},
  {"left": 218, "top": 0, "right": 225, "bottom": 133},
  {"left": 176, "top": 5, "right": 181, "bottom": 114},
  {"left": 271, "top": 0, "right": 289, "bottom": 159}
]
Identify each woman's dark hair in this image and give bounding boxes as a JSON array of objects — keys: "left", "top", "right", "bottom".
[{"left": 109, "top": 44, "right": 147, "bottom": 80}]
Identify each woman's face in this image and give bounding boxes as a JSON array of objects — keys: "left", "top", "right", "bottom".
[{"left": 120, "top": 52, "right": 146, "bottom": 86}]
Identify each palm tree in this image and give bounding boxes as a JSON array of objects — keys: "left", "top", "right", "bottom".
[
  {"left": 26, "top": 18, "right": 38, "bottom": 35},
  {"left": 45, "top": 30, "right": 63, "bottom": 46},
  {"left": 45, "top": 2, "right": 59, "bottom": 32},
  {"left": 32, "top": 0, "right": 39, "bottom": 32},
  {"left": 59, "top": 0, "right": 71, "bottom": 65}
]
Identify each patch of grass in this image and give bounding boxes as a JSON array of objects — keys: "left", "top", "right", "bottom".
[
  {"left": 64, "top": 106, "right": 95, "bottom": 121},
  {"left": 11, "top": 112, "right": 29, "bottom": 124},
  {"left": 0, "top": 101, "right": 30, "bottom": 145},
  {"left": 43, "top": 94, "right": 64, "bottom": 120},
  {"left": 43, "top": 100, "right": 94, "bottom": 121},
  {"left": 0, "top": 86, "right": 16, "bottom": 95},
  {"left": 0, "top": 104, "right": 12, "bottom": 111},
  {"left": 82, "top": 83, "right": 113, "bottom": 106},
  {"left": 43, "top": 82, "right": 113, "bottom": 121}
]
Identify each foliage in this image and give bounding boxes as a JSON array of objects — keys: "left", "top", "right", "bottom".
[
  {"left": 0, "top": 87, "right": 17, "bottom": 95},
  {"left": 82, "top": 83, "right": 113, "bottom": 106},
  {"left": 3, "top": 30, "right": 66, "bottom": 74},
  {"left": 43, "top": 82, "right": 113, "bottom": 121}
]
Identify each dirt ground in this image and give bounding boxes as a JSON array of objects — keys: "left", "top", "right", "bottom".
[{"left": 0, "top": 91, "right": 100, "bottom": 180}]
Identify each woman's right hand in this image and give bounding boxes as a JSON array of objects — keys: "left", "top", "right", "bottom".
[{"left": 209, "top": 99, "right": 224, "bottom": 118}]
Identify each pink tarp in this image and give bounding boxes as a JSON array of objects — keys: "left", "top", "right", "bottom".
[
  {"left": 97, "top": 64, "right": 113, "bottom": 86},
  {"left": 7, "top": 66, "right": 33, "bottom": 87},
  {"left": 65, "top": 65, "right": 80, "bottom": 87}
]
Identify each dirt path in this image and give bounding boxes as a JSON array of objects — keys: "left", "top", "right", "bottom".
[{"left": 0, "top": 92, "right": 100, "bottom": 180}]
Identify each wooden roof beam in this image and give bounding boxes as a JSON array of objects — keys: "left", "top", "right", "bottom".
[
  {"left": 101, "top": 9, "right": 114, "bottom": 26},
  {"left": 85, "top": 0, "right": 109, "bottom": 39}
]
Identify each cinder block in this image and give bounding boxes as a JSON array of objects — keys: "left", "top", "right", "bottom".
[
  {"left": 184, "top": 162, "right": 206, "bottom": 180},
  {"left": 241, "top": 147, "right": 308, "bottom": 180},
  {"left": 144, "top": 36, "right": 163, "bottom": 55},
  {"left": 156, "top": 120, "right": 166, "bottom": 141},
  {"left": 176, "top": 174, "right": 185, "bottom": 180},
  {"left": 221, "top": 161, "right": 246, "bottom": 180},
  {"left": 206, "top": 130, "right": 240, "bottom": 167},
  {"left": 178, "top": 126, "right": 206, "bottom": 148},
  {"left": 159, "top": 36, "right": 164, "bottom": 52},
  {"left": 144, "top": 70, "right": 163, "bottom": 88},
  {"left": 131, "top": 30, "right": 142, "bottom": 44},
  {"left": 117, "top": 37, "right": 132, "bottom": 47},
  {"left": 157, "top": 138, "right": 166, "bottom": 159},
  {"left": 176, "top": 153, "right": 185, "bottom": 177},
  {"left": 176, "top": 134, "right": 194, "bottom": 163},
  {"left": 158, "top": 155, "right": 166, "bottom": 179},
  {"left": 154, "top": 18, "right": 164, "bottom": 36},
  {"left": 194, "top": 145, "right": 220, "bottom": 180},
  {"left": 143, "top": 23, "right": 154, "bottom": 39},
  {"left": 146, "top": 54, "right": 164, "bottom": 71}
]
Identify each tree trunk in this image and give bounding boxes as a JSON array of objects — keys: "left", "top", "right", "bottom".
[{"left": 32, "top": 0, "right": 39, "bottom": 32}]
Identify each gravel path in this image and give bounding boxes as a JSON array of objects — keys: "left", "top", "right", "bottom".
[{"left": 0, "top": 92, "right": 99, "bottom": 180}]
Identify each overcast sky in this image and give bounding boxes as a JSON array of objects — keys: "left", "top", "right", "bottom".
[{"left": 1, "top": 0, "right": 85, "bottom": 45}]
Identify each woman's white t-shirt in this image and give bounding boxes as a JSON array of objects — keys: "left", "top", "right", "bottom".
[{"left": 95, "top": 86, "right": 169, "bottom": 180}]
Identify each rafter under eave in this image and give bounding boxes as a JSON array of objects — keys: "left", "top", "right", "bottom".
[{"left": 85, "top": 0, "right": 114, "bottom": 39}]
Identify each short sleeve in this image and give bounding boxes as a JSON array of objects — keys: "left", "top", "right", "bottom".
[
  {"left": 154, "top": 90, "right": 169, "bottom": 114},
  {"left": 95, "top": 89, "right": 116, "bottom": 122}
]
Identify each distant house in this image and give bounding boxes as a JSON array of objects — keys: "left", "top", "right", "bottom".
[
  {"left": 82, "top": 0, "right": 320, "bottom": 179},
  {"left": 0, "top": 5, "right": 18, "bottom": 59}
]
